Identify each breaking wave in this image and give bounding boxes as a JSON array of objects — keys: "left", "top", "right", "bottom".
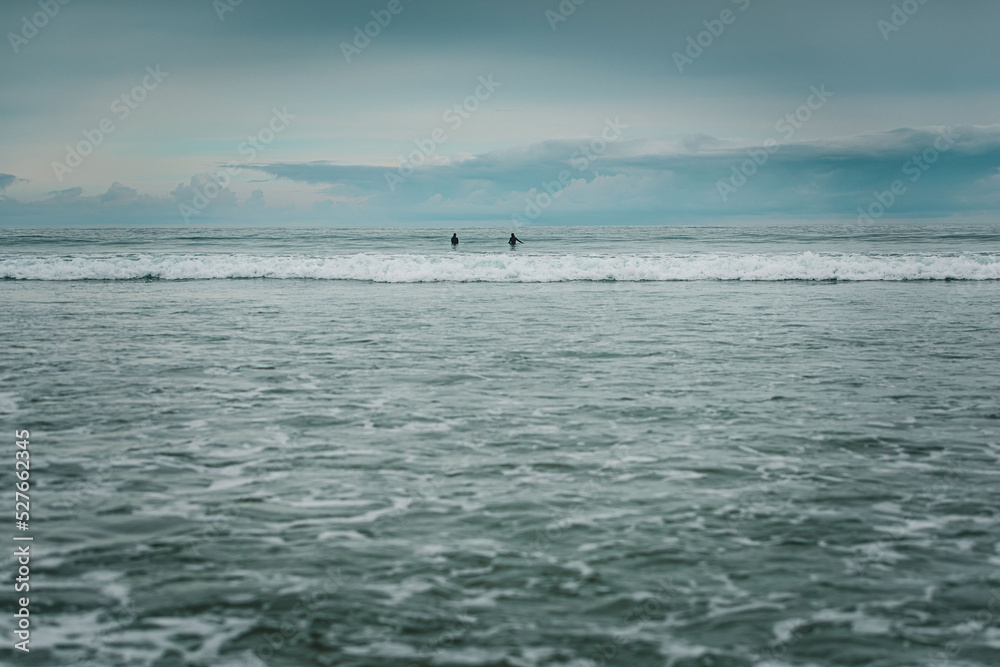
[{"left": 2, "top": 252, "right": 999, "bottom": 282}]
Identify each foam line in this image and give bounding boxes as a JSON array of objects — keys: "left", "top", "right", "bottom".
[{"left": 2, "top": 252, "right": 999, "bottom": 282}]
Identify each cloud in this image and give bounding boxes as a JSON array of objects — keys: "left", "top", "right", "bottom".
[
  {"left": 0, "top": 173, "right": 30, "bottom": 196},
  {"left": 2, "top": 127, "right": 999, "bottom": 226},
  {"left": 247, "top": 189, "right": 265, "bottom": 207},
  {"left": 99, "top": 182, "right": 139, "bottom": 204},
  {"left": 170, "top": 174, "right": 239, "bottom": 208},
  {"left": 241, "top": 125, "right": 1000, "bottom": 223},
  {"left": 46, "top": 187, "right": 84, "bottom": 202},
  {"left": 3, "top": 0, "right": 999, "bottom": 228},
  {"left": 0, "top": 179, "right": 272, "bottom": 226}
]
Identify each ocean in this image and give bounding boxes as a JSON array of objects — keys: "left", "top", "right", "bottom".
[{"left": 1, "top": 224, "right": 999, "bottom": 667}]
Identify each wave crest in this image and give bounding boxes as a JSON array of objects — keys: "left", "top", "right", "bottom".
[{"left": 2, "top": 252, "right": 999, "bottom": 282}]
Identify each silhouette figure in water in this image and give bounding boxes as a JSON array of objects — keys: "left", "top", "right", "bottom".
[
  {"left": 508, "top": 233, "right": 523, "bottom": 247},
  {"left": 451, "top": 233, "right": 459, "bottom": 246}
]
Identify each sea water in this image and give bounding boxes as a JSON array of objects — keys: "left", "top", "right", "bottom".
[{"left": 1, "top": 224, "right": 999, "bottom": 666}]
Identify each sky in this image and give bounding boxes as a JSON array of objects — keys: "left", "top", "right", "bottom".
[{"left": 1, "top": 0, "right": 998, "bottom": 226}]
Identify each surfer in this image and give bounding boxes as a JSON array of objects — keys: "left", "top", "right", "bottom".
[
  {"left": 508, "top": 233, "right": 523, "bottom": 247},
  {"left": 451, "top": 233, "right": 459, "bottom": 246}
]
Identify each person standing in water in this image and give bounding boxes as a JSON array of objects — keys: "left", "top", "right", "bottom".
[
  {"left": 451, "top": 233, "right": 459, "bottom": 246},
  {"left": 508, "top": 233, "right": 523, "bottom": 247}
]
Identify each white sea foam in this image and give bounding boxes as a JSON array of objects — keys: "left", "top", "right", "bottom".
[{"left": 2, "top": 251, "right": 999, "bottom": 281}]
